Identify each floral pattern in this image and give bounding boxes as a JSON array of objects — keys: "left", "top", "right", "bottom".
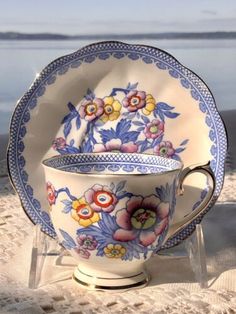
[
  {"left": 94, "top": 138, "right": 138, "bottom": 153},
  {"left": 144, "top": 119, "right": 164, "bottom": 139},
  {"left": 79, "top": 97, "right": 104, "bottom": 121},
  {"left": 77, "top": 234, "right": 98, "bottom": 250},
  {"left": 142, "top": 94, "right": 156, "bottom": 116},
  {"left": 122, "top": 90, "right": 146, "bottom": 112},
  {"left": 59, "top": 229, "right": 97, "bottom": 259},
  {"left": 113, "top": 195, "right": 169, "bottom": 247},
  {"left": 51, "top": 180, "right": 175, "bottom": 261},
  {"left": 84, "top": 184, "right": 118, "bottom": 213},
  {"left": 154, "top": 141, "right": 175, "bottom": 158},
  {"left": 104, "top": 244, "right": 126, "bottom": 258},
  {"left": 52, "top": 83, "right": 188, "bottom": 160},
  {"left": 100, "top": 96, "right": 121, "bottom": 122},
  {"left": 70, "top": 197, "right": 100, "bottom": 227},
  {"left": 52, "top": 137, "right": 66, "bottom": 150},
  {"left": 46, "top": 182, "right": 56, "bottom": 207}
]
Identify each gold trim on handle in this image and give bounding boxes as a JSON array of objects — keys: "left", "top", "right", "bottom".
[{"left": 165, "top": 161, "right": 216, "bottom": 242}]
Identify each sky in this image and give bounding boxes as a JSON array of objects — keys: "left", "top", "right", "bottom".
[{"left": 1, "top": 0, "right": 236, "bottom": 34}]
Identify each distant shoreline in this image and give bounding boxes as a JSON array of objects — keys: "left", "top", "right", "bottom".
[{"left": 1, "top": 31, "right": 236, "bottom": 41}]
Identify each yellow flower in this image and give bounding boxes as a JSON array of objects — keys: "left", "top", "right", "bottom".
[
  {"left": 100, "top": 96, "right": 121, "bottom": 123},
  {"left": 104, "top": 243, "right": 126, "bottom": 258},
  {"left": 71, "top": 197, "right": 100, "bottom": 227},
  {"left": 142, "top": 94, "right": 156, "bottom": 116}
]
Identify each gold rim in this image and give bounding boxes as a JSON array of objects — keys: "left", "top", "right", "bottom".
[{"left": 72, "top": 274, "right": 150, "bottom": 290}]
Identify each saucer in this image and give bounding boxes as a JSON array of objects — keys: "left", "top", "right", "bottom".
[{"left": 7, "top": 41, "right": 227, "bottom": 250}]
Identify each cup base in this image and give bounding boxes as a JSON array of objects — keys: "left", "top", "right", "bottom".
[{"left": 73, "top": 266, "right": 150, "bottom": 292}]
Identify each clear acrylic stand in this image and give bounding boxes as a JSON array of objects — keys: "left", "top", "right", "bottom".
[{"left": 28, "top": 223, "right": 208, "bottom": 289}]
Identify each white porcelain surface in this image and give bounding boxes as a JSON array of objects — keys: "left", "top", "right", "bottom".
[
  {"left": 7, "top": 41, "right": 227, "bottom": 250},
  {"left": 42, "top": 152, "right": 214, "bottom": 289}
]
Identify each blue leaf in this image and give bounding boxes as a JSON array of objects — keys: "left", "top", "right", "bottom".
[
  {"left": 98, "top": 212, "right": 118, "bottom": 235},
  {"left": 65, "top": 146, "right": 81, "bottom": 153},
  {"left": 69, "top": 139, "right": 75, "bottom": 146},
  {"left": 157, "top": 102, "right": 174, "bottom": 110},
  {"left": 56, "top": 148, "right": 67, "bottom": 154},
  {"left": 82, "top": 139, "right": 93, "bottom": 153},
  {"left": 151, "top": 135, "right": 163, "bottom": 148},
  {"left": 172, "top": 154, "right": 181, "bottom": 161},
  {"left": 175, "top": 147, "right": 185, "bottom": 153},
  {"left": 88, "top": 132, "right": 97, "bottom": 144},
  {"left": 127, "top": 82, "right": 138, "bottom": 90},
  {"left": 180, "top": 139, "right": 189, "bottom": 146},
  {"left": 122, "top": 131, "right": 139, "bottom": 143},
  {"left": 164, "top": 111, "right": 180, "bottom": 119},
  {"left": 122, "top": 111, "right": 130, "bottom": 116},
  {"left": 67, "top": 102, "right": 77, "bottom": 113},
  {"left": 137, "top": 126, "right": 145, "bottom": 132},
  {"left": 126, "top": 113, "right": 136, "bottom": 120},
  {"left": 140, "top": 139, "right": 149, "bottom": 152},
  {"left": 63, "top": 120, "right": 72, "bottom": 138},
  {"left": 99, "top": 128, "right": 117, "bottom": 143},
  {"left": 110, "top": 182, "right": 115, "bottom": 191},
  {"left": 61, "top": 240, "right": 74, "bottom": 250},
  {"left": 61, "top": 113, "right": 72, "bottom": 124},
  {"left": 61, "top": 200, "right": 72, "bottom": 206},
  {"left": 76, "top": 115, "right": 81, "bottom": 129},
  {"left": 116, "top": 119, "right": 131, "bottom": 136},
  {"left": 136, "top": 111, "right": 140, "bottom": 119},
  {"left": 157, "top": 110, "right": 165, "bottom": 122},
  {"left": 132, "top": 121, "right": 144, "bottom": 127},
  {"left": 155, "top": 184, "right": 171, "bottom": 202},
  {"left": 141, "top": 115, "right": 150, "bottom": 124},
  {"left": 59, "top": 229, "right": 76, "bottom": 248},
  {"left": 85, "top": 88, "right": 95, "bottom": 101},
  {"left": 97, "top": 247, "right": 105, "bottom": 257},
  {"left": 115, "top": 180, "right": 126, "bottom": 193},
  {"left": 62, "top": 206, "right": 72, "bottom": 214},
  {"left": 117, "top": 192, "right": 133, "bottom": 199},
  {"left": 77, "top": 225, "right": 104, "bottom": 241}
]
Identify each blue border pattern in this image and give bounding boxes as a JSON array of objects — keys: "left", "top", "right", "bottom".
[
  {"left": 7, "top": 41, "right": 227, "bottom": 250},
  {"left": 43, "top": 153, "right": 181, "bottom": 174}
]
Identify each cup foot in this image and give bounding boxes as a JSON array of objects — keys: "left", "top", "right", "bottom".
[{"left": 73, "top": 267, "right": 150, "bottom": 292}]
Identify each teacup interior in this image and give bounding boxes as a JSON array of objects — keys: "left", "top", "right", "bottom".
[{"left": 43, "top": 153, "right": 182, "bottom": 175}]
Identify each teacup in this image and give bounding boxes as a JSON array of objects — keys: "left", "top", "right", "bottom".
[{"left": 42, "top": 152, "right": 215, "bottom": 291}]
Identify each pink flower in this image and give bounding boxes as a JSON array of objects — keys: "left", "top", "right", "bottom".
[
  {"left": 84, "top": 184, "right": 118, "bottom": 213},
  {"left": 154, "top": 141, "right": 175, "bottom": 158},
  {"left": 93, "top": 138, "right": 138, "bottom": 153},
  {"left": 113, "top": 195, "right": 169, "bottom": 247},
  {"left": 122, "top": 90, "right": 146, "bottom": 112},
  {"left": 52, "top": 137, "right": 66, "bottom": 150},
  {"left": 76, "top": 234, "right": 98, "bottom": 250},
  {"left": 79, "top": 98, "right": 104, "bottom": 121},
  {"left": 46, "top": 182, "right": 56, "bottom": 206},
  {"left": 144, "top": 119, "right": 164, "bottom": 139},
  {"left": 74, "top": 247, "right": 90, "bottom": 259}
]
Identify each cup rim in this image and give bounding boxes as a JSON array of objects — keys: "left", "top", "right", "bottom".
[{"left": 42, "top": 152, "right": 183, "bottom": 177}]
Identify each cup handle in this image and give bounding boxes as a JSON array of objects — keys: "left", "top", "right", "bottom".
[{"left": 164, "top": 161, "right": 216, "bottom": 243}]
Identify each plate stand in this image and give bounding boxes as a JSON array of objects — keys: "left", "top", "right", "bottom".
[{"left": 28, "top": 224, "right": 208, "bottom": 289}]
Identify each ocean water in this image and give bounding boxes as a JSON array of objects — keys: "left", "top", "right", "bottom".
[{"left": 0, "top": 39, "right": 236, "bottom": 134}]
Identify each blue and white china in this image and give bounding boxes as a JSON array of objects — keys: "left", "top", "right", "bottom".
[
  {"left": 42, "top": 152, "right": 215, "bottom": 290},
  {"left": 7, "top": 41, "right": 227, "bottom": 250}
]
